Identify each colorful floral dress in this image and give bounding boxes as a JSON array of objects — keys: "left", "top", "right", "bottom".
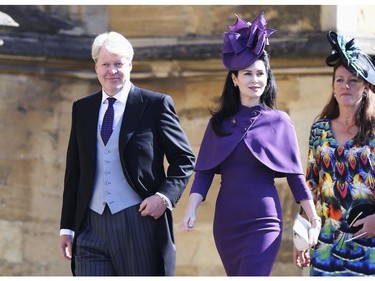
[{"left": 306, "top": 118, "right": 375, "bottom": 276}]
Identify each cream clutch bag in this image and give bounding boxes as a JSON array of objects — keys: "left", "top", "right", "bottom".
[{"left": 293, "top": 213, "right": 311, "bottom": 251}]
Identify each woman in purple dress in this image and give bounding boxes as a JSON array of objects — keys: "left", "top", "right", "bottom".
[{"left": 179, "top": 12, "right": 321, "bottom": 276}]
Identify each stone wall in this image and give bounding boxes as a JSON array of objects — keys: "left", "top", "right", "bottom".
[{"left": 0, "top": 4, "right": 374, "bottom": 277}]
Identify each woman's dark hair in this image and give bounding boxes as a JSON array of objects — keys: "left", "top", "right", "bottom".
[
  {"left": 318, "top": 62, "right": 375, "bottom": 145},
  {"left": 210, "top": 51, "right": 277, "bottom": 136}
]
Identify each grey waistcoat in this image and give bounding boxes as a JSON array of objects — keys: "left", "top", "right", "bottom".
[{"left": 89, "top": 119, "right": 142, "bottom": 214}]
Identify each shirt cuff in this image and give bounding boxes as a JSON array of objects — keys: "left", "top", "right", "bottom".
[
  {"left": 60, "top": 229, "right": 75, "bottom": 238},
  {"left": 156, "top": 192, "right": 172, "bottom": 210}
]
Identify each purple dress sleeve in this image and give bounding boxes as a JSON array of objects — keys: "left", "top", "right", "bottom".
[
  {"left": 287, "top": 173, "right": 312, "bottom": 202},
  {"left": 189, "top": 170, "right": 215, "bottom": 200}
]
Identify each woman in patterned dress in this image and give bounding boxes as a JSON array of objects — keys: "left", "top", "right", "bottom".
[{"left": 295, "top": 31, "right": 375, "bottom": 276}]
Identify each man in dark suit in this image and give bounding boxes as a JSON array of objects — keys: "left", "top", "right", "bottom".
[{"left": 58, "top": 31, "right": 195, "bottom": 276}]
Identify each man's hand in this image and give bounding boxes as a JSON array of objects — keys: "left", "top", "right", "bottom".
[
  {"left": 59, "top": 234, "right": 73, "bottom": 261},
  {"left": 139, "top": 195, "right": 167, "bottom": 219}
]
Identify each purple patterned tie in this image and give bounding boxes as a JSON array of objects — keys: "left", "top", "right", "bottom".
[{"left": 100, "top": 97, "right": 116, "bottom": 145}]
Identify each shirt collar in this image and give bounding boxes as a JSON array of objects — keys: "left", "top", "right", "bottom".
[{"left": 101, "top": 82, "right": 131, "bottom": 105}]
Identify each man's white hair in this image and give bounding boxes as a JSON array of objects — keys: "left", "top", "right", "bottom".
[{"left": 91, "top": 31, "right": 134, "bottom": 62}]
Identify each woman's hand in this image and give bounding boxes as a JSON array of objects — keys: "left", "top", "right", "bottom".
[
  {"left": 293, "top": 247, "right": 310, "bottom": 269},
  {"left": 179, "top": 211, "right": 196, "bottom": 232},
  {"left": 179, "top": 193, "right": 203, "bottom": 232},
  {"left": 299, "top": 199, "right": 321, "bottom": 247},
  {"left": 308, "top": 217, "right": 321, "bottom": 247},
  {"left": 353, "top": 213, "right": 375, "bottom": 238}
]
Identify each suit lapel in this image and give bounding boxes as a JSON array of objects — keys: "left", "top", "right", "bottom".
[
  {"left": 119, "top": 85, "right": 147, "bottom": 152},
  {"left": 85, "top": 91, "right": 102, "bottom": 165}
]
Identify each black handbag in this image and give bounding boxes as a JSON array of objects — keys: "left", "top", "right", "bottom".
[{"left": 346, "top": 203, "right": 375, "bottom": 233}]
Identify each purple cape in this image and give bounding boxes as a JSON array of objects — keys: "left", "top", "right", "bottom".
[{"left": 195, "top": 105, "right": 304, "bottom": 177}]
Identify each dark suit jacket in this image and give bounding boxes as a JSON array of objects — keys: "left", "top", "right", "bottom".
[{"left": 60, "top": 84, "right": 195, "bottom": 275}]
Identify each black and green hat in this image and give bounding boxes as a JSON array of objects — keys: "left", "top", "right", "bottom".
[{"left": 326, "top": 30, "right": 375, "bottom": 85}]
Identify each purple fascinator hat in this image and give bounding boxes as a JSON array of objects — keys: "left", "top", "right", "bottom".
[
  {"left": 326, "top": 30, "right": 375, "bottom": 85},
  {"left": 222, "top": 12, "right": 276, "bottom": 71}
]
